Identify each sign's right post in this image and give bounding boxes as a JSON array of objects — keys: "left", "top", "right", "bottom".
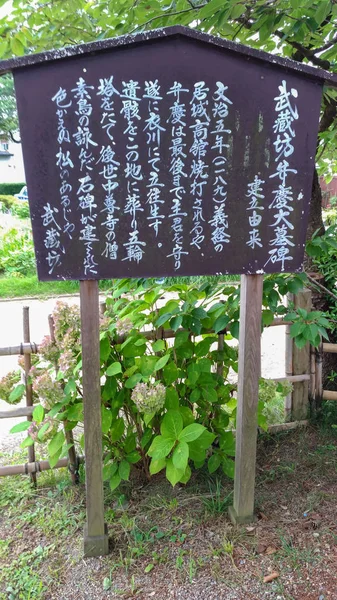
[{"left": 229, "top": 274, "right": 263, "bottom": 524}]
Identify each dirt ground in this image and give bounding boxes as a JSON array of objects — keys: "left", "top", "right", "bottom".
[{"left": 1, "top": 427, "right": 337, "bottom": 600}]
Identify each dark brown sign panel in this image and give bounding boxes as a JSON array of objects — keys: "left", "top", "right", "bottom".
[{"left": 9, "top": 28, "right": 324, "bottom": 280}]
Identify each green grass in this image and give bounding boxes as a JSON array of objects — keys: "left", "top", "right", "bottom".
[
  {"left": 0, "top": 274, "right": 239, "bottom": 299},
  {"left": 0, "top": 275, "right": 116, "bottom": 299}
]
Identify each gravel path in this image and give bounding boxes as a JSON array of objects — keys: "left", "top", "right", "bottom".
[{"left": 0, "top": 296, "right": 286, "bottom": 449}]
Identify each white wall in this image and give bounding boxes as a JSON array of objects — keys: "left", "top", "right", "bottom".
[{"left": 0, "top": 140, "right": 25, "bottom": 184}]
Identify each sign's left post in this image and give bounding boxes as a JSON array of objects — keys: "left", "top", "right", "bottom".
[{"left": 80, "top": 280, "right": 109, "bottom": 557}]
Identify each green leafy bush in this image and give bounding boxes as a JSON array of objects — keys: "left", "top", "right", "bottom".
[
  {"left": 11, "top": 200, "right": 30, "bottom": 219},
  {"left": 7, "top": 276, "right": 330, "bottom": 490},
  {"left": 0, "top": 227, "right": 35, "bottom": 276},
  {"left": 0, "top": 194, "right": 17, "bottom": 211},
  {"left": 323, "top": 208, "right": 337, "bottom": 226},
  {"left": 0, "top": 182, "right": 25, "bottom": 196}
]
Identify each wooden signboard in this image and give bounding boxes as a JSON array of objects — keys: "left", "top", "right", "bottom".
[
  {"left": 3, "top": 27, "right": 333, "bottom": 281},
  {"left": 1, "top": 26, "right": 336, "bottom": 556}
]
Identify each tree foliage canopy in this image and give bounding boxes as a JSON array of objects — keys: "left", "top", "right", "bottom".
[{"left": 0, "top": 0, "right": 336, "bottom": 169}]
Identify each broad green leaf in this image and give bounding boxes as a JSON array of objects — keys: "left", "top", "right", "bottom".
[
  {"left": 119, "top": 460, "right": 131, "bottom": 481},
  {"left": 202, "top": 387, "right": 218, "bottom": 404},
  {"left": 219, "top": 431, "right": 236, "bottom": 456},
  {"left": 208, "top": 453, "right": 221, "bottom": 474},
  {"left": 101, "top": 406, "right": 112, "bottom": 434},
  {"left": 178, "top": 423, "right": 205, "bottom": 443},
  {"left": 32, "top": 405, "right": 44, "bottom": 424},
  {"left": 126, "top": 451, "right": 141, "bottom": 464},
  {"left": 141, "top": 428, "right": 153, "bottom": 449},
  {"left": 155, "top": 312, "right": 172, "bottom": 327},
  {"left": 149, "top": 457, "right": 166, "bottom": 475},
  {"left": 160, "top": 410, "right": 183, "bottom": 440},
  {"left": 165, "top": 387, "right": 179, "bottom": 410},
  {"left": 222, "top": 456, "right": 235, "bottom": 479},
  {"left": 166, "top": 457, "right": 184, "bottom": 487},
  {"left": 163, "top": 362, "right": 179, "bottom": 385},
  {"left": 172, "top": 440, "right": 189, "bottom": 471},
  {"left": 10, "top": 36, "right": 25, "bottom": 56},
  {"left": 48, "top": 430, "right": 65, "bottom": 457},
  {"left": 170, "top": 315, "right": 183, "bottom": 331},
  {"left": 49, "top": 447, "right": 62, "bottom": 468},
  {"left": 106, "top": 362, "right": 122, "bottom": 376},
  {"left": 110, "top": 418, "right": 125, "bottom": 443},
  {"left": 213, "top": 315, "right": 229, "bottom": 334},
  {"left": 154, "top": 354, "right": 170, "bottom": 371},
  {"left": 125, "top": 373, "right": 142, "bottom": 388},
  {"left": 179, "top": 465, "right": 192, "bottom": 484},
  {"left": 100, "top": 337, "right": 110, "bottom": 362},
  {"left": 9, "top": 384, "right": 25, "bottom": 403},
  {"left": 37, "top": 422, "right": 51, "bottom": 441},
  {"left": 64, "top": 379, "right": 76, "bottom": 395},
  {"left": 179, "top": 406, "right": 195, "bottom": 426},
  {"left": 110, "top": 473, "right": 121, "bottom": 491},
  {"left": 314, "top": 0, "right": 331, "bottom": 25},
  {"left": 103, "top": 462, "right": 118, "bottom": 481},
  {"left": 144, "top": 412, "right": 156, "bottom": 426},
  {"left": 10, "top": 420, "right": 31, "bottom": 434},
  {"left": 152, "top": 339, "right": 165, "bottom": 352},
  {"left": 196, "top": 429, "right": 216, "bottom": 450},
  {"left": 66, "top": 402, "right": 83, "bottom": 422},
  {"left": 148, "top": 435, "right": 175, "bottom": 460},
  {"left": 198, "top": 0, "right": 225, "bottom": 19}
]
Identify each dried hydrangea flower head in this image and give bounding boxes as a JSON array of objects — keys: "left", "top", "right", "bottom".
[
  {"left": 115, "top": 317, "right": 134, "bottom": 337},
  {"left": 131, "top": 382, "right": 166, "bottom": 414},
  {"left": 0, "top": 370, "right": 21, "bottom": 404},
  {"left": 32, "top": 372, "right": 64, "bottom": 410},
  {"left": 39, "top": 335, "right": 60, "bottom": 364}
]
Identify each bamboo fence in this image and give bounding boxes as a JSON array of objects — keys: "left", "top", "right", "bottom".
[{"left": 0, "top": 293, "right": 331, "bottom": 481}]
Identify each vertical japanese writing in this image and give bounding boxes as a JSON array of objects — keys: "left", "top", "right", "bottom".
[
  {"left": 209, "top": 82, "right": 232, "bottom": 252},
  {"left": 143, "top": 80, "right": 165, "bottom": 236},
  {"left": 97, "top": 77, "right": 120, "bottom": 260},
  {"left": 266, "top": 80, "right": 298, "bottom": 271},
  {"left": 72, "top": 77, "right": 98, "bottom": 275},
  {"left": 48, "top": 87, "right": 74, "bottom": 275},
  {"left": 246, "top": 175, "right": 265, "bottom": 249},
  {"left": 120, "top": 80, "right": 146, "bottom": 263},
  {"left": 167, "top": 82, "right": 189, "bottom": 270},
  {"left": 189, "top": 82, "right": 210, "bottom": 249}
]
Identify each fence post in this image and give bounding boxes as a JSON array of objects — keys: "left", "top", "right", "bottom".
[
  {"left": 291, "top": 288, "right": 312, "bottom": 420},
  {"left": 23, "top": 306, "right": 36, "bottom": 487},
  {"left": 80, "top": 280, "right": 109, "bottom": 557},
  {"left": 229, "top": 274, "right": 263, "bottom": 524},
  {"left": 285, "top": 293, "right": 294, "bottom": 421}
]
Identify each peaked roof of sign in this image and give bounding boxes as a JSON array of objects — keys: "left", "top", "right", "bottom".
[{"left": 0, "top": 25, "right": 336, "bottom": 88}]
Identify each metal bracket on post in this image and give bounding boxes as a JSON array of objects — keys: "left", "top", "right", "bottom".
[
  {"left": 80, "top": 280, "right": 109, "bottom": 557},
  {"left": 229, "top": 274, "right": 263, "bottom": 525}
]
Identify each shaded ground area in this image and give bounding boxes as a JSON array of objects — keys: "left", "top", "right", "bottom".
[{"left": 1, "top": 426, "right": 337, "bottom": 600}]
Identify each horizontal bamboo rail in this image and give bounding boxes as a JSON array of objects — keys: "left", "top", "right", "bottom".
[
  {"left": 322, "top": 390, "right": 337, "bottom": 401},
  {"left": 0, "top": 318, "right": 290, "bottom": 359},
  {"left": 0, "top": 342, "right": 39, "bottom": 357},
  {"left": 0, "top": 455, "right": 84, "bottom": 477},
  {"left": 323, "top": 343, "right": 337, "bottom": 354},
  {"left": 274, "top": 374, "right": 310, "bottom": 384},
  {"left": 0, "top": 406, "right": 34, "bottom": 419}
]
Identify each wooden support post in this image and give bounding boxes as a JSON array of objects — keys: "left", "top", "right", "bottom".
[
  {"left": 291, "top": 289, "right": 311, "bottom": 420},
  {"left": 80, "top": 280, "right": 109, "bottom": 557},
  {"left": 285, "top": 293, "right": 294, "bottom": 421},
  {"left": 229, "top": 274, "right": 263, "bottom": 525},
  {"left": 23, "top": 306, "right": 37, "bottom": 486},
  {"left": 315, "top": 338, "right": 323, "bottom": 408}
]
